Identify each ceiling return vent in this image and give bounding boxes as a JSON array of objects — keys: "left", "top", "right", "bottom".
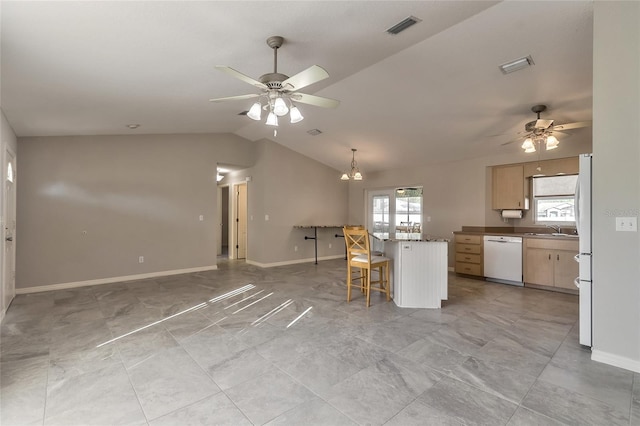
[
  {"left": 386, "top": 16, "right": 422, "bottom": 35},
  {"left": 307, "top": 128, "right": 323, "bottom": 136}
]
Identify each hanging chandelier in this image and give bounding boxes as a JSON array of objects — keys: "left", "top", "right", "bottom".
[
  {"left": 340, "top": 149, "right": 363, "bottom": 181},
  {"left": 521, "top": 133, "right": 559, "bottom": 153}
]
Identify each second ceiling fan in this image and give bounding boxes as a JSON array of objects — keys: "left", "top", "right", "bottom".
[{"left": 505, "top": 104, "right": 591, "bottom": 152}]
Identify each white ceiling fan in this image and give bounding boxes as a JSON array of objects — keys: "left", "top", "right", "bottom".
[
  {"left": 504, "top": 104, "right": 591, "bottom": 152},
  {"left": 209, "top": 36, "right": 340, "bottom": 127}
]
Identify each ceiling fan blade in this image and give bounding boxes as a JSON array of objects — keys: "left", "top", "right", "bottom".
[
  {"left": 535, "top": 119, "right": 554, "bottom": 129},
  {"left": 281, "top": 65, "right": 330, "bottom": 92},
  {"left": 209, "top": 93, "right": 260, "bottom": 103},
  {"left": 552, "top": 121, "right": 592, "bottom": 131},
  {"left": 291, "top": 92, "right": 340, "bottom": 109},
  {"left": 215, "top": 66, "right": 267, "bottom": 89}
]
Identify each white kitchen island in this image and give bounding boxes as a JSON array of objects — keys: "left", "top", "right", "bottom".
[{"left": 375, "top": 233, "right": 449, "bottom": 309}]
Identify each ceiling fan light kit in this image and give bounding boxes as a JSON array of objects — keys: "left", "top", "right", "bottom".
[{"left": 210, "top": 35, "right": 340, "bottom": 131}]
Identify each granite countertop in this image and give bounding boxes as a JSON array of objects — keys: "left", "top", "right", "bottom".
[
  {"left": 372, "top": 232, "right": 450, "bottom": 242},
  {"left": 454, "top": 226, "right": 579, "bottom": 240}
]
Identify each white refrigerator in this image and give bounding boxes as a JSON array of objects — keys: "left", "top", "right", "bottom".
[{"left": 576, "top": 153, "right": 592, "bottom": 347}]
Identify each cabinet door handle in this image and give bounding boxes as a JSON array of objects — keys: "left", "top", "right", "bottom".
[
  {"left": 548, "top": 254, "right": 551, "bottom": 260},
  {"left": 557, "top": 254, "right": 560, "bottom": 261}
]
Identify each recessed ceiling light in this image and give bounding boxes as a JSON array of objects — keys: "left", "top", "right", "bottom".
[
  {"left": 499, "top": 55, "right": 534, "bottom": 74},
  {"left": 126, "top": 124, "right": 140, "bottom": 129}
]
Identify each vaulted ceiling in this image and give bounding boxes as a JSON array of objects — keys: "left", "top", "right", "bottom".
[{"left": 1, "top": 1, "right": 593, "bottom": 173}]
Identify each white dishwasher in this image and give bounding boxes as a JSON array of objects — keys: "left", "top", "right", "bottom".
[{"left": 483, "top": 235, "right": 523, "bottom": 286}]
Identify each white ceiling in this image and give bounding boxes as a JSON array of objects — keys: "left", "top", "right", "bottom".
[{"left": 1, "top": 1, "right": 593, "bottom": 174}]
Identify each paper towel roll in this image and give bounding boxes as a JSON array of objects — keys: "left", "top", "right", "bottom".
[{"left": 501, "top": 210, "right": 523, "bottom": 219}]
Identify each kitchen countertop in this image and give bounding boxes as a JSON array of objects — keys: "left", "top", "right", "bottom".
[
  {"left": 372, "top": 233, "right": 450, "bottom": 242},
  {"left": 454, "top": 226, "right": 579, "bottom": 240}
]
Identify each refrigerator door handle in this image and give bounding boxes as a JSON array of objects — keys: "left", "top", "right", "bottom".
[
  {"left": 574, "top": 254, "right": 580, "bottom": 263},
  {"left": 575, "top": 177, "right": 581, "bottom": 235},
  {"left": 574, "top": 277, "right": 580, "bottom": 289}
]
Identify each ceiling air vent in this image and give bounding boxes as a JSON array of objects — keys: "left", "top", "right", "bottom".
[
  {"left": 307, "top": 129, "right": 322, "bottom": 136},
  {"left": 386, "top": 16, "right": 422, "bottom": 35},
  {"left": 499, "top": 55, "right": 534, "bottom": 74}
]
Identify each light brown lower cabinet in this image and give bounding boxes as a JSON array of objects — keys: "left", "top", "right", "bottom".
[
  {"left": 524, "top": 238, "right": 579, "bottom": 291},
  {"left": 454, "top": 234, "right": 483, "bottom": 277}
]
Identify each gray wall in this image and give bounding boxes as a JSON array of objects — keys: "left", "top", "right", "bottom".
[
  {"left": 592, "top": 1, "right": 640, "bottom": 369},
  {"left": 247, "top": 139, "right": 348, "bottom": 266},
  {"left": 17, "top": 133, "right": 255, "bottom": 289}
]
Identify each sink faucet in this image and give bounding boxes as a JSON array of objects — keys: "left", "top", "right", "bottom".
[{"left": 545, "top": 224, "right": 561, "bottom": 233}]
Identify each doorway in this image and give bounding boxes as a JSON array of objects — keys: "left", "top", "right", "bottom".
[
  {"left": 235, "top": 183, "right": 247, "bottom": 259},
  {"left": 217, "top": 186, "right": 230, "bottom": 257},
  {"left": 2, "top": 149, "right": 16, "bottom": 319}
]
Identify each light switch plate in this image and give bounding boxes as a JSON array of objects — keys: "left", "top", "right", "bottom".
[{"left": 615, "top": 217, "right": 637, "bottom": 232}]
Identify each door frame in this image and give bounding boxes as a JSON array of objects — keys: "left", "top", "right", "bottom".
[
  {"left": 230, "top": 181, "right": 248, "bottom": 260},
  {"left": 365, "top": 187, "right": 396, "bottom": 233},
  {"left": 2, "top": 147, "right": 16, "bottom": 321}
]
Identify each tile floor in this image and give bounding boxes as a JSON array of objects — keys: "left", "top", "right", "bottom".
[{"left": 1, "top": 258, "right": 639, "bottom": 425}]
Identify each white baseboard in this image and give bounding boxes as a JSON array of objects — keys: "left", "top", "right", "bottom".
[
  {"left": 246, "top": 254, "right": 345, "bottom": 268},
  {"left": 592, "top": 349, "right": 640, "bottom": 373},
  {"left": 16, "top": 265, "right": 218, "bottom": 294}
]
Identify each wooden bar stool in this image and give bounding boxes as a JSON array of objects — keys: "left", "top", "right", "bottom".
[{"left": 342, "top": 226, "right": 391, "bottom": 307}]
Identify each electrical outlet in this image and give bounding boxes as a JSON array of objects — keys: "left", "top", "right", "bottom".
[
  {"left": 138, "top": 256, "right": 144, "bottom": 263},
  {"left": 199, "top": 215, "right": 204, "bottom": 221},
  {"left": 329, "top": 243, "right": 332, "bottom": 249},
  {"left": 616, "top": 217, "right": 637, "bottom": 232},
  {"left": 294, "top": 245, "right": 298, "bottom": 252},
  {"left": 265, "top": 214, "right": 269, "bottom": 221}
]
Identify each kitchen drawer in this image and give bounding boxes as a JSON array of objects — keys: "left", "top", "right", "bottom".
[
  {"left": 455, "top": 253, "right": 481, "bottom": 264},
  {"left": 456, "top": 244, "right": 481, "bottom": 254},
  {"left": 455, "top": 234, "right": 482, "bottom": 245},
  {"left": 455, "top": 262, "right": 482, "bottom": 276},
  {"left": 525, "top": 238, "right": 579, "bottom": 251}
]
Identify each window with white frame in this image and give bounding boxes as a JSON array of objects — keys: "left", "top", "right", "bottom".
[
  {"left": 533, "top": 175, "right": 578, "bottom": 224},
  {"left": 395, "top": 187, "right": 423, "bottom": 232}
]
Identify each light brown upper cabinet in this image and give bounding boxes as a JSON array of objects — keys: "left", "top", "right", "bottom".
[{"left": 492, "top": 164, "right": 525, "bottom": 209}]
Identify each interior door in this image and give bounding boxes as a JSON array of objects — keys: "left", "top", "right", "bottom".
[
  {"left": 3, "top": 150, "right": 16, "bottom": 317},
  {"left": 236, "top": 183, "right": 247, "bottom": 259}
]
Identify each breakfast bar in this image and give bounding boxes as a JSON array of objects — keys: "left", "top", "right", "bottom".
[{"left": 374, "top": 233, "right": 449, "bottom": 309}]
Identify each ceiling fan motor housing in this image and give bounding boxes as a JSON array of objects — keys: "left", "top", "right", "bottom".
[{"left": 259, "top": 73, "right": 289, "bottom": 89}]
